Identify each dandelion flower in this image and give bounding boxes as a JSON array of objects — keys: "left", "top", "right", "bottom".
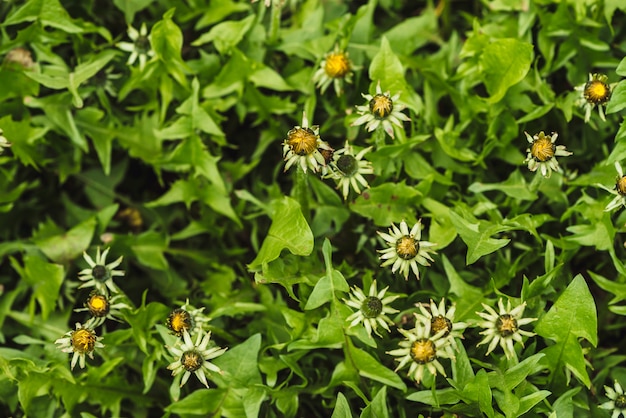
[
  {"left": 0, "top": 129, "right": 12, "bottom": 154},
  {"left": 116, "top": 23, "right": 155, "bottom": 70},
  {"left": 166, "top": 329, "right": 227, "bottom": 388},
  {"left": 524, "top": 131, "right": 572, "bottom": 178},
  {"left": 600, "top": 381, "right": 626, "bottom": 418},
  {"left": 598, "top": 161, "right": 626, "bottom": 212},
  {"left": 415, "top": 298, "right": 468, "bottom": 359},
  {"left": 313, "top": 46, "right": 354, "bottom": 96},
  {"left": 378, "top": 220, "right": 437, "bottom": 280},
  {"left": 387, "top": 314, "right": 453, "bottom": 384},
  {"left": 352, "top": 81, "right": 410, "bottom": 139},
  {"left": 476, "top": 298, "right": 536, "bottom": 360},
  {"left": 343, "top": 280, "right": 400, "bottom": 338},
  {"left": 55, "top": 322, "right": 104, "bottom": 369},
  {"left": 326, "top": 142, "right": 374, "bottom": 200},
  {"left": 78, "top": 247, "right": 124, "bottom": 296},
  {"left": 75, "top": 292, "right": 130, "bottom": 328},
  {"left": 575, "top": 73, "right": 611, "bottom": 123},
  {"left": 166, "top": 300, "right": 210, "bottom": 337},
  {"left": 283, "top": 112, "right": 333, "bottom": 173}
]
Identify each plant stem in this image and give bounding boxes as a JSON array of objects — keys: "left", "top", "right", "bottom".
[
  {"left": 295, "top": 167, "right": 310, "bottom": 221},
  {"left": 374, "top": 126, "right": 386, "bottom": 149},
  {"left": 268, "top": 3, "right": 281, "bottom": 45}
]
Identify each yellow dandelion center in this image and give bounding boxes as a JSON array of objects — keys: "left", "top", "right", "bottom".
[
  {"left": 615, "top": 395, "right": 626, "bottom": 409},
  {"left": 87, "top": 294, "right": 110, "bottom": 317},
  {"left": 324, "top": 52, "right": 351, "bottom": 78},
  {"left": 396, "top": 236, "right": 419, "bottom": 260},
  {"left": 616, "top": 176, "right": 626, "bottom": 196},
  {"left": 369, "top": 94, "right": 393, "bottom": 119},
  {"left": 71, "top": 329, "right": 97, "bottom": 353},
  {"left": 361, "top": 296, "right": 383, "bottom": 318},
  {"left": 530, "top": 136, "right": 556, "bottom": 162},
  {"left": 495, "top": 314, "right": 518, "bottom": 337},
  {"left": 410, "top": 338, "right": 437, "bottom": 364},
  {"left": 584, "top": 80, "right": 611, "bottom": 104},
  {"left": 431, "top": 315, "right": 452, "bottom": 337},
  {"left": 337, "top": 155, "right": 358, "bottom": 176},
  {"left": 167, "top": 309, "right": 193, "bottom": 336},
  {"left": 92, "top": 265, "right": 109, "bottom": 282},
  {"left": 287, "top": 127, "right": 318, "bottom": 156},
  {"left": 181, "top": 350, "right": 203, "bottom": 372}
]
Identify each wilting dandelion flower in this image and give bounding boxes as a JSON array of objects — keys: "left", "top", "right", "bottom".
[
  {"left": 313, "top": 46, "right": 354, "bottom": 96},
  {"left": 78, "top": 247, "right": 124, "bottom": 296},
  {"left": 387, "top": 314, "right": 453, "bottom": 384},
  {"left": 378, "top": 220, "right": 437, "bottom": 280},
  {"left": 282, "top": 112, "right": 333, "bottom": 173},
  {"left": 116, "top": 23, "right": 155, "bottom": 70},
  {"left": 352, "top": 81, "right": 410, "bottom": 139},
  {"left": 600, "top": 381, "right": 626, "bottom": 418},
  {"left": 166, "top": 300, "right": 210, "bottom": 337},
  {"left": 415, "top": 298, "right": 468, "bottom": 359},
  {"left": 523, "top": 131, "right": 572, "bottom": 178},
  {"left": 166, "top": 329, "right": 227, "bottom": 388},
  {"left": 575, "top": 73, "right": 611, "bottom": 123},
  {"left": 476, "top": 298, "right": 536, "bottom": 360},
  {"left": 326, "top": 142, "right": 374, "bottom": 200},
  {"left": 598, "top": 161, "right": 626, "bottom": 212},
  {"left": 55, "top": 322, "right": 104, "bottom": 369},
  {"left": 343, "top": 280, "right": 400, "bottom": 338}
]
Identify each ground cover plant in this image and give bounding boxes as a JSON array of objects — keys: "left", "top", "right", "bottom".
[{"left": 2, "top": 0, "right": 626, "bottom": 416}]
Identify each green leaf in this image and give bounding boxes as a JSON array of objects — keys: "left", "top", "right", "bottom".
[
  {"left": 248, "top": 197, "right": 314, "bottom": 270},
  {"left": 463, "top": 369, "right": 494, "bottom": 418},
  {"left": 4, "top": 0, "right": 83, "bottom": 33},
  {"left": 331, "top": 393, "right": 352, "bottom": 418},
  {"left": 192, "top": 15, "right": 255, "bottom": 55},
  {"left": 213, "top": 334, "right": 262, "bottom": 387},
  {"left": 304, "top": 240, "right": 349, "bottom": 310},
  {"left": 360, "top": 386, "right": 389, "bottom": 418},
  {"left": 112, "top": 0, "right": 154, "bottom": 23},
  {"left": 443, "top": 254, "right": 484, "bottom": 321},
  {"left": 406, "top": 388, "right": 461, "bottom": 405},
  {"left": 369, "top": 37, "right": 405, "bottom": 97},
  {"left": 606, "top": 80, "right": 626, "bottom": 115},
  {"left": 469, "top": 170, "right": 538, "bottom": 200},
  {"left": 12, "top": 256, "right": 63, "bottom": 320},
  {"left": 67, "top": 50, "right": 117, "bottom": 107},
  {"left": 383, "top": 8, "right": 437, "bottom": 56},
  {"left": 617, "top": 56, "right": 626, "bottom": 77},
  {"left": 479, "top": 38, "right": 533, "bottom": 103},
  {"left": 130, "top": 231, "right": 169, "bottom": 270},
  {"left": 289, "top": 305, "right": 345, "bottom": 350},
  {"left": 350, "top": 182, "right": 422, "bottom": 226},
  {"left": 449, "top": 209, "right": 512, "bottom": 264},
  {"left": 151, "top": 8, "right": 189, "bottom": 87},
  {"left": 347, "top": 340, "right": 407, "bottom": 391},
  {"left": 126, "top": 301, "right": 170, "bottom": 354},
  {"left": 535, "top": 274, "right": 597, "bottom": 387},
  {"left": 34, "top": 217, "right": 96, "bottom": 264},
  {"left": 165, "top": 388, "right": 227, "bottom": 415}
]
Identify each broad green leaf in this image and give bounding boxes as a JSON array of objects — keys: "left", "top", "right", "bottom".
[
  {"left": 126, "top": 301, "right": 170, "bottom": 354},
  {"left": 369, "top": 37, "right": 405, "bottom": 97},
  {"left": 617, "top": 56, "right": 626, "bottom": 77},
  {"left": 165, "top": 388, "right": 227, "bottom": 414},
  {"left": 331, "top": 393, "right": 352, "bottom": 418},
  {"left": 192, "top": 15, "right": 255, "bottom": 55},
  {"left": 350, "top": 182, "right": 422, "bottom": 226},
  {"left": 304, "top": 240, "right": 349, "bottom": 310},
  {"left": 151, "top": 9, "right": 189, "bottom": 87},
  {"left": 535, "top": 274, "right": 597, "bottom": 387},
  {"left": 564, "top": 215, "right": 614, "bottom": 251},
  {"left": 25, "top": 94, "right": 88, "bottom": 151},
  {"left": 130, "top": 231, "right": 169, "bottom": 270},
  {"left": 551, "top": 387, "right": 580, "bottom": 418},
  {"left": 589, "top": 271, "right": 626, "bottom": 314},
  {"left": 406, "top": 388, "right": 462, "bottom": 405},
  {"left": 360, "top": 386, "right": 389, "bottom": 418},
  {"left": 67, "top": 51, "right": 117, "bottom": 107},
  {"left": 213, "top": 334, "right": 262, "bottom": 387},
  {"left": 443, "top": 254, "right": 484, "bottom": 321},
  {"left": 517, "top": 390, "right": 551, "bottom": 416},
  {"left": 34, "top": 217, "right": 96, "bottom": 264},
  {"left": 463, "top": 369, "right": 494, "bottom": 418},
  {"left": 479, "top": 38, "right": 533, "bottom": 103},
  {"left": 488, "top": 353, "right": 545, "bottom": 392},
  {"left": 12, "top": 256, "right": 63, "bottom": 320},
  {"left": 112, "top": 0, "right": 154, "bottom": 23},
  {"left": 347, "top": 340, "right": 407, "bottom": 391},
  {"left": 449, "top": 209, "right": 512, "bottom": 264},
  {"left": 469, "top": 170, "right": 538, "bottom": 200},
  {"left": 606, "top": 80, "right": 626, "bottom": 114},
  {"left": 289, "top": 305, "right": 345, "bottom": 350},
  {"left": 248, "top": 197, "right": 314, "bottom": 270},
  {"left": 4, "top": 0, "right": 83, "bottom": 33},
  {"left": 383, "top": 8, "right": 437, "bottom": 56}
]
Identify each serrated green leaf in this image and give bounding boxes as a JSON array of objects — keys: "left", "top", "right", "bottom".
[
  {"left": 535, "top": 274, "right": 597, "bottom": 387},
  {"left": 4, "top": 0, "right": 83, "bottom": 33},
  {"left": 13, "top": 256, "right": 64, "bottom": 320},
  {"left": 449, "top": 210, "right": 512, "bottom": 264},
  {"left": 248, "top": 197, "right": 314, "bottom": 270}
]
